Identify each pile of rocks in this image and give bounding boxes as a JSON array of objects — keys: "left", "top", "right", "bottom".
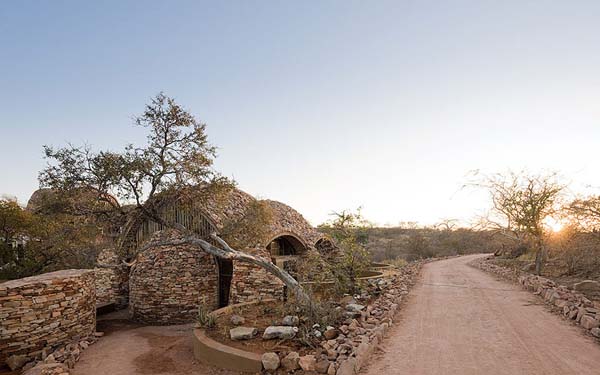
[
  {"left": 257, "top": 262, "right": 422, "bottom": 374},
  {"left": 472, "top": 257, "right": 600, "bottom": 340},
  {"left": 12, "top": 332, "right": 104, "bottom": 375}
]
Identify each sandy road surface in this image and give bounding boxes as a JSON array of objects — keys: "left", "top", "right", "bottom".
[
  {"left": 364, "top": 254, "right": 600, "bottom": 375},
  {"left": 71, "top": 314, "right": 237, "bottom": 375}
]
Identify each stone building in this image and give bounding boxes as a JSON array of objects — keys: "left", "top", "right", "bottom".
[{"left": 124, "top": 186, "right": 336, "bottom": 324}]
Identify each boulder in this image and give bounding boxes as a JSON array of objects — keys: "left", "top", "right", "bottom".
[
  {"left": 281, "top": 351, "right": 300, "bottom": 370},
  {"left": 337, "top": 357, "right": 357, "bottom": 375},
  {"left": 229, "top": 326, "right": 258, "bottom": 340},
  {"left": 261, "top": 352, "right": 280, "bottom": 371},
  {"left": 299, "top": 355, "right": 317, "bottom": 371},
  {"left": 6, "top": 355, "right": 28, "bottom": 371},
  {"left": 324, "top": 326, "right": 339, "bottom": 340},
  {"left": 580, "top": 315, "right": 600, "bottom": 330},
  {"left": 23, "top": 363, "right": 69, "bottom": 375},
  {"left": 316, "top": 359, "right": 331, "bottom": 373},
  {"left": 340, "top": 295, "right": 356, "bottom": 304},
  {"left": 263, "top": 326, "right": 298, "bottom": 339},
  {"left": 573, "top": 280, "right": 600, "bottom": 292},
  {"left": 282, "top": 315, "right": 299, "bottom": 326},
  {"left": 346, "top": 304, "right": 365, "bottom": 312},
  {"left": 230, "top": 314, "right": 245, "bottom": 326}
]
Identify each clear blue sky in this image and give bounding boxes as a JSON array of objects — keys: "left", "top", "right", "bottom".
[{"left": 2, "top": 1, "right": 600, "bottom": 226}]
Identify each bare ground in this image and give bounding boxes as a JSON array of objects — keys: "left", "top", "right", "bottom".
[
  {"left": 364, "top": 254, "right": 600, "bottom": 375},
  {"left": 71, "top": 311, "right": 239, "bottom": 375}
]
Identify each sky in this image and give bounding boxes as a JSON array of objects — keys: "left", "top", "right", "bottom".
[{"left": 1, "top": 1, "right": 600, "bottom": 226}]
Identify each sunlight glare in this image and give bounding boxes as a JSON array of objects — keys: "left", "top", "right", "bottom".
[{"left": 544, "top": 217, "right": 564, "bottom": 233}]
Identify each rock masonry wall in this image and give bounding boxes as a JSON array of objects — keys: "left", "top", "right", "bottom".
[
  {"left": 0, "top": 270, "right": 96, "bottom": 367},
  {"left": 471, "top": 257, "right": 600, "bottom": 340},
  {"left": 94, "top": 249, "right": 128, "bottom": 308},
  {"left": 230, "top": 247, "right": 284, "bottom": 304},
  {"left": 129, "top": 239, "right": 219, "bottom": 324}
]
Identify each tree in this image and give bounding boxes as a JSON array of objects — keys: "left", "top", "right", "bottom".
[
  {"left": 39, "top": 93, "right": 312, "bottom": 306},
  {"left": 567, "top": 196, "right": 600, "bottom": 235},
  {"left": 0, "top": 199, "right": 32, "bottom": 265},
  {"left": 471, "top": 171, "right": 564, "bottom": 275},
  {"left": 318, "top": 209, "right": 371, "bottom": 294}
]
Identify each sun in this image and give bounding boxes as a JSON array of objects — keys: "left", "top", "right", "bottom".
[{"left": 544, "top": 217, "right": 564, "bottom": 233}]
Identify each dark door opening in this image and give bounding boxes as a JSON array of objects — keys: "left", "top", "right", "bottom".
[{"left": 217, "top": 258, "right": 233, "bottom": 308}]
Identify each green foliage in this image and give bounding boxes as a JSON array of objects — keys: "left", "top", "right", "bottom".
[
  {"left": 318, "top": 208, "right": 372, "bottom": 295},
  {"left": 280, "top": 289, "right": 343, "bottom": 343},
  {"left": 0, "top": 196, "right": 104, "bottom": 279},
  {"left": 40, "top": 93, "right": 232, "bottom": 232}
]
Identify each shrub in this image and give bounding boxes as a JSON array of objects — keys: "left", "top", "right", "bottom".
[{"left": 197, "top": 300, "right": 216, "bottom": 329}]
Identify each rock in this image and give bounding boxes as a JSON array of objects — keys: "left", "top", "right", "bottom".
[
  {"left": 299, "top": 355, "right": 317, "bottom": 371},
  {"left": 324, "top": 326, "right": 339, "bottom": 340},
  {"left": 326, "top": 349, "right": 338, "bottom": 360},
  {"left": 79, "top": 340, "right": 89, "bottom": 349},
  {"left": 263, "top": 326, "right": 298, "bottom": 339},
  {"left": 94, "top": 331, "right": 104, "bottom": 337},
  {"left": 281, "top": 351, "right": 300, "bottom": 370},
  {"left": 591, "top": 327, "right": 600, "bottom": 338},
  {"left": 230, "top": 326, "right": 258, "bottom": 340},
  {"left": 282, "top": 315, "right": 299, "bottom": 326},
  {"left": 316, "top": 359, "right": 331, "bottom": 373},
  {"left": 327, "top": 362, "right": 337, "bottom": 375},
  {"left": 6, "top": 355, "right": 28, "bottom": 371},
  {"left": 314, "top": 330, "right": 323, "bottom": 338},
  {"left": 521, "top": 262, "right": 535, "bottom": 272},
  {"left": 573, "top": 280, "right": 600, "bottom": 292},
  {"left": 580, "top": 315, "right": 600, "bottom": 330},
  {"left": 22, "top": 362, "right": 36, "bottom": 372},
  {"left": 340, "top": 295, "right": 356, "bottom": 304},
  {"left": 337, "top": 357, "right": 357, "bottom": 375},
  {"left": 23, "top": 363, "right": 68, "bottom": 375},
  {"left": 44, "top": 354, "right": 56, "bottom": 363},
  {"left": 230, "top": 314, "right": 245, "bottom": 326},
  {"left": 346, "top": 304, "right": 365, "bottom": 312},
  {"left": 261, "top": 352, "right": 280, "bottom": 371}
]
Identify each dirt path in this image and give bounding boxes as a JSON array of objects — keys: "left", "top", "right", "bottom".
[
  {"left": 364, "top": 254, "right": 600, "bottom": 375},
  {"left": 71, "top": 312, "right": 237, "bottom": 375}
]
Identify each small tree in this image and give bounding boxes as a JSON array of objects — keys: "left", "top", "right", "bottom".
[
  {"left": 39, "top": 93, "right": 312, "bottom": 306},
  {"left": 319, "top": 209, "right": 371, "bottom": 295},
  {"left": 471, "top": 171, "right": 564, "bottom": 275}
]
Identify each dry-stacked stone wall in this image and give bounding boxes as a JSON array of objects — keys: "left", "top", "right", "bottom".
[
  {"left": 129, "top": 240, "right": 219, "bottom": 324},
  {"left": 0, "top": 270, "right": 96, "bottom": 367},
  {"left": 230, "top": 254, "right": 284, "bottom": 304},
  {"left": 94, "top": 249, "right": 129, "bottom": 308},
  {"left": 472, "top": 257, "right": 600, "bottom": 340}
]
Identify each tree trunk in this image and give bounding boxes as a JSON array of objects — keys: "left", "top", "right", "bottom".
[{"left": 534, "top": 238, "right": 545, "bottom": 276}]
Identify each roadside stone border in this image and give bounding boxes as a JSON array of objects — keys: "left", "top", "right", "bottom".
[
  {"left": 191, "top": 263, "right": 424, "bottom": 374},
  {"left": 470, "top": 257, "right": 600, "bottom": 341}
]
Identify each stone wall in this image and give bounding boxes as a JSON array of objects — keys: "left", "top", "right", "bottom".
[
  {"left": 129, "top": 239, "right": 219, "bottom": 324},
  {"left": 94, "top": 249, "right": 128, "bottom": 308},
  {"left": 471, "top": 257, "right": 600, "bottom": 340},
  {"left": 230, "top": 261, "right": 284, "bottom": 304},
  {"left": 0, "top": 269, "right": 96, "bottom": 367}
]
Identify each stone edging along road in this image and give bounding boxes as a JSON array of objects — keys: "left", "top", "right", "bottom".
[{"left": 470, "top": 256, "right": 600, "bottom": 342}]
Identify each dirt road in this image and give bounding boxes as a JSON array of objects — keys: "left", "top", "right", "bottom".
[{"left": 364, "top": 254, "right": 600, "bottom": 375}]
